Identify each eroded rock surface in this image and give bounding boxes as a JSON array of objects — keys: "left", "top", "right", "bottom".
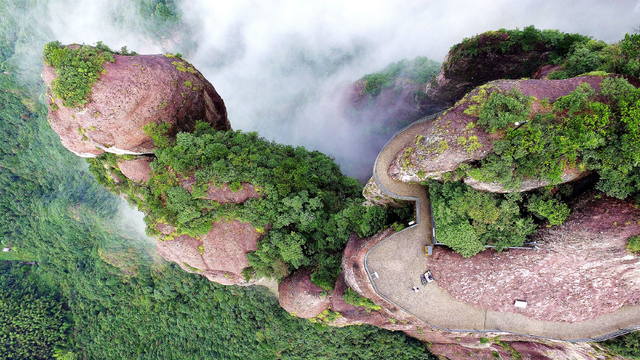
[
  {"left": 156, "top": 219, "right": 261, "bottom": 285},
  {"left": 117, "top": 156, "right": 154, "bottom": 184},
  {"left": 337, "top": 228, "right": 625, "bottom": 360},
  {"left": 389, "top": 76, "right": 605, "bottom": 190},
  {"left": 180, "top": 177, "right": 263, "bottom": 204},
  {"left": 362, "top": 177, "right": 403, "bottom": 207},
  {"left": 278, "top": 268, "right": 331, "bottom": 318},
  {"left": 430, "top": 192, "right": 640, "bottom": 323},
  {"left": 43, "top": 49, "right": 230, "bottom": 158}
]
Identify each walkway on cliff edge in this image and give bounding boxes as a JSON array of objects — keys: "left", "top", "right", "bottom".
[{"left": 364, "top": 113, "right": 640, "bottom": 342}]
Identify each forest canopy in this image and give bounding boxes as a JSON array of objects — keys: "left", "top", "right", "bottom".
[{"left": 89, "top": 122, "right": 412, "bottom": 287}]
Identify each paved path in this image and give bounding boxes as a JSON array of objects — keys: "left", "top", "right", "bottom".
[{"left": 364, "top": 113, "right": 640, "bottom": 342}]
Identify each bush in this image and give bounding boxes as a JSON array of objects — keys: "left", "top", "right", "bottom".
[
  {"left": 604, "top": 331, "right": 640, "bottom": 359},
  {"left": 43, "top": 41, "right": 115, "bottom": 107},
  {"left": 342, "top": 288, "right": 382, "bottom": 311},
  {"left": 527, "top": 195, "right": 571, "bottom": 226},
  {"left": 429, "top": 180, "right": 536, "bottom": 257},
  {"left": 478, "top": 88, "right": 532, "bottom": 133},
  {"left": 627, "top": 235, "right": 640, "bottom": 253}
]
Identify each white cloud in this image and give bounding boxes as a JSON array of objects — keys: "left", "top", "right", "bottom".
[{"left": 44, "top": 0, "right": 640, "bottom": 179}]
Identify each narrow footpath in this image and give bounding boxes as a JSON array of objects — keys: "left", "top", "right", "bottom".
[{"left": 364, "top": 113, "right": 640, "bottom": 342}]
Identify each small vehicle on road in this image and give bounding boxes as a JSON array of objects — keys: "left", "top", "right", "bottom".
[{"left": 421, "top": 271, "right": 434, "bottom": 285}]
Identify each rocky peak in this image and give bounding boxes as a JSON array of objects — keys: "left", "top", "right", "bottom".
[{"left": 42, "top": 45, "right": 230, "bottom": 158}]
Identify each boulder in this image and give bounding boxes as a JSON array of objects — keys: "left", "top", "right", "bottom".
[
  {"left": 389, "top": 76, "right": 606, "bottom": 190},
  {"left": 463, "top": 168, "right": 592, "bottom": 193},
  {"left": 42, "top": 48, "right": 230, "bottom": 158},
  {"left": 117, "top": 156, "right": 154, "bottom": 184},
  {"left": 156, "top": 219, "right": 261, "bottom": 285},
  {"left": 180, "top": 176, "right": 263, "bottom": 204},
  {"left": 278, "top": 268, "right": 331, "bottom": 318}
]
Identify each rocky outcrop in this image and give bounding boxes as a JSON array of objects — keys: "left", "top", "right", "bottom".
[
  {"left": 43, "top": 48, "right": 230, "bottom": 158},
  {"left": 463, "top": 168, "right": 592, "bottom": 193},
  {"left": 362, "top": 177, "right": 402, "bottom": 207},
  {"left": 341, "top": 78, "right": 443, "bottom": 128},
  {"left": 179, "top": 177, "right": 263, "bottom": 204},
  {"left": 426, "top": 30, "right": 560, "bottom": 106},
  {"left": 117, "top": 156, "right": 154, "bottom": 184},
  {"left": 336, "top": 228, "right": 624, "bottom": 360},
  {"left": 278, "top": 268, "right": 331, "bottom": 318},
  {"left": 156, "top": 219, "right": 262, "bottom": 286},
  {"left": 388, "top": 76, "right": 605, "bottom": 189},
  {"left": 341, "top": 29, "right": 577, "bottom": 133},
  {"left": 429, "top": 191, "right": 640, "bottom": 323}
]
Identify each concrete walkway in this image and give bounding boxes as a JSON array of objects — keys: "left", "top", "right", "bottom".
[{"left": 364, "top": 113, "right": 640, "bottom": 341}]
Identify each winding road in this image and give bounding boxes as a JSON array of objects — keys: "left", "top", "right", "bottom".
[{"left": 364, "top": 113, "right": 640, "bottom": 342}]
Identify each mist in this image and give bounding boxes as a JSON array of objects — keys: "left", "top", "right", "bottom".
[{"left": 32, "top": 0, "right": 638, "bottom": 180}]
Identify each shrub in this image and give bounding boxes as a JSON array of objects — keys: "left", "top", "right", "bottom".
[
  {"left": 429, "top": 180, "right": 536, "bottom": 257},
  {"left": 142, "top": 122, "right": 171, "bottom": 149},
  {"left": 553, "top": 83, "right": 594, "bottom": 115},
  {"left": 527, "top": 195, "right": 571, "bottom": 226},
  {"left": 478, "top": 88, "right": 532, "bottom": 133},
  {"left": 604, "top": 331, "right": 640, "bottom": 359},
  {"left": 627, "top": 235, "right": 640, "bottom": 253},
  {"left": 43, "top": 41, "right": 115, "bottom": 107},
  {"left": 342, "top": 288, "right": 382, "bottom": 311}
]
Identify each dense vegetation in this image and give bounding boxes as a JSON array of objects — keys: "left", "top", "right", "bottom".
[
  {"left": 0, "top": 262, "right": 70, "bottom": 360},
  {"left": 459, "top": 77, "right": 640, "bottom": 201},
  {"left": 428, "top": 75, "right": 640, "bottom": 257},
  {"left": 43, "top": 41, "right": 138, "bottom": 107},
  {"left": 89, "top": 122, "right": 412, "bottom": 288},
  {"left": 362, "top": 56, "right": 440, "bottom": 96},
  {"left": 449, "top": 26, "right": 591, "bottom": 77},
  {"left": 548, "top": 33, "right": 640, "bottom": 79},
  {"left": 426, "top": 27, "right": 640, "bottom": 258},
  {"left": 429, "top": 180, "right": 535, "bottom": 256},
  {"left": 342, "top": 288, "right": 382, "bottom": 311},
  {"left": 605, "top": 331, "right": 640, "bottom": 359},
  {"left": 43, "top": 42, "right": 114, "bottom": 107},
  {"left": 0, "top": 1, "right": 436, "bottom": 359}
]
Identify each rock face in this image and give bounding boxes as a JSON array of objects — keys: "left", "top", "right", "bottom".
[
  {"left": 278, "top": 268, "right": 331, "bottom": 318},
  {"left": 117, "top": 156, "right": 154, "bottom": 184},
  {"left": 336, "top": 228, "right": 626, "bottom": 360},
  {"left": 341, "top": 78, "right": 443, "bottom": 128},
  {"left": 156, "top": 219, "right": 262, "bottom": 285},
  {"left": 429, "top": 191, "right": 640, "bottom": 323},
  {"left": 362, "top": 177, "right": 403, "bottom": 207},
  {"left": 426, "top": 30, "right": 559, "bottom": 106},
  {"left": 42, "top": 49, "right": 230, "bottom": 158},
  {"left": 387, "top": 76, "right": 605, "bottom": 188},
  {"left": 341, "top": 30, "right": 570, "bottom": 133},
  {"left": 463, "top": 168, "right": 592, "bottom": 193},
  {"left": 179, "top": 177, "right": 262, "bottom": 204}
]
